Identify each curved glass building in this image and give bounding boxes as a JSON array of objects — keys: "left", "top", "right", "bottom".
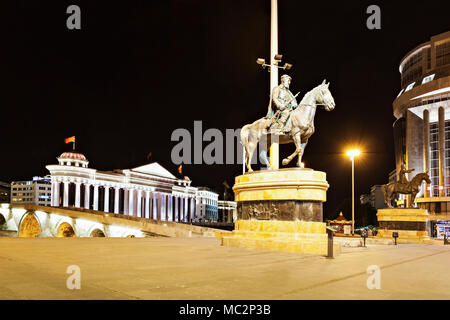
[{"left": 393, "top": 31, "right": 450, "bottom": 219}]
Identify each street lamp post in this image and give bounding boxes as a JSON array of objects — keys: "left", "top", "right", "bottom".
[{"left": 346, "top": 149, "right": 360, "bottom": 235}]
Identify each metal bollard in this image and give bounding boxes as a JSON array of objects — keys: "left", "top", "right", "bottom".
[
  {"left": 361, "top": 229, "right": 368, "bottom": 247},
  {"left": 326, "top": 227, "right": 335, "bottom": 258},
  {"left": 392, "top": 232, "right": 399, "bottom": 245},
  {"left": 444, "top": 234, "right": 450, "bottom": 245}
]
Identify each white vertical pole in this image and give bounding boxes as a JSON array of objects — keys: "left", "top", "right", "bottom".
[
  {"left": 351, "top": 157, "right": 355, "bottom": 235},
  {"left": 269, "top": 0, "right": 279, "bottom": 170}
]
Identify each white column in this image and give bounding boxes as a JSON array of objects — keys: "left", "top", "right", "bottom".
[
  {"left": 180, "top": 197, "right": 185, "bottom": 222},
  {"left": 51, "top": 182, "right": 55, "bottom": 206},
  {"left": 114, "top": 187, "right": 120, "bottom": 214},
  {"left": 75, "top": 182, "right": 81, "bottom": 208},
  {"left": 53, "top": 181, "right": 60, "bottom": 207},
  {"left": 167, "top": 195, "right": 173, "bottom": 221},
  {"left": 128, "top": 188, "right": 135, "bottom": 216},
  {"left": 124, "top": 188, "right": 129, "bottom": 214},
  {"left": 153, "top": 192, "right": 158, "bottom": 220},
  {"left": 104, "top": 187, "right": 110, "bottom": 212},
  {"left": 145, "top": 191, "right": 150, "bottom": 219},
  {"left": 84, "top": 183, "right": 90, "bottom": 209},
  {"left": 190, "top": 197, "right": 195, "bottom": 222},
  {"left": 160, "top": 195, "right": 166, "bottom": 221},
  {"left": 93, "top": 185, "right": 99, "bottom": 211},
  {"left": 136, "top": 190, "right": 142, "bottom": 218},
  {"left": 184, "top": 197, "right": 189, "bottom": 222},
  {"left": 63, "top": 182, "right": 69, "bottom": 207},
  {"left": 174, "top": 196, "right": 179, "bottom": 222}
]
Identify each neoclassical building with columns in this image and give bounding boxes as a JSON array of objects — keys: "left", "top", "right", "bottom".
[{"left": 46, "top": 151, "right": 198, "bottom": 222}]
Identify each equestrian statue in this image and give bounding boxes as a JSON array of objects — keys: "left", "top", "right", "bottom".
[
  {"left": 240, "top": 76, "right": 336, "bottom": 172},
  {"left": 381, "top": 164, "right": 431, "bottom": 208}
]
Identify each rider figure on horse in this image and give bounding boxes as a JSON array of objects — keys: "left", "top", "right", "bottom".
[
  {"left": 266, "top": 74, "right": 298, "bottom": 133},
  {"left": 398, "top": 163, "right": 414, "bottom": 186}
]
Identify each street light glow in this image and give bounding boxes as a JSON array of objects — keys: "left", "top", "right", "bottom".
[{"left": 346, "top": 149, "right": 361, "bottom": 158}]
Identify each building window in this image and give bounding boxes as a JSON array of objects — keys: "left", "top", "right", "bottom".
[
  {"left": 422, "top": 74, "right": 435, "bottom": 84},
  {"left": 430, "top": 121, "right": 450, "bottom": 196},
  {"left": 436, "top": 41, "right": 450, "bottom": 67}
]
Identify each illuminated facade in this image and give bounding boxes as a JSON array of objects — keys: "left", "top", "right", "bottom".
[
  {"left": 10, "top": 177, "right": 51, "bottom": 206},
  {"left": 46, "top": 151, "right": 198, "bottom": 222},
  {"left": 393, "top": 31, "right": 450, "bottom": 217},
  {"left": 195, "top": 187, "right": 219, "bottom": 222}
]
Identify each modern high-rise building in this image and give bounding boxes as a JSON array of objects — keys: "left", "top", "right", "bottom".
[
  {"left": 10, "top": 176, "right": 52, "bottom": 206},
  {"left": 393, "top": 31, "right": 450, "bottom": 215}
]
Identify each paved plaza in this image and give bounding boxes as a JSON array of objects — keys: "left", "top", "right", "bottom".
[{"left": 0, "top": 237, "right": 449, "bottom": 299}]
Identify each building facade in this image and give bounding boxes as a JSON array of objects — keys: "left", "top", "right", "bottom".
[
  {"left": 46, "top": 151, "right": 198, "bottom": 222},
  {"left": 218, "top": 200, "right": 237, "bottom": 223},
  {"left": 0, "top": 181, "right": 11, "bottom": 203},
  {"left": 10, "top": 176, "right": 52, "bottom": 206},
  {"left": 195, "top": 187, "right": 218, "bottom": 222},
  {"left": 392, "top": 31, "right": 450, "bottom": 218}
]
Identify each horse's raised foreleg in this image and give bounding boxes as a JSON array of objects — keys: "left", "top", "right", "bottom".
[{"left": 282, "top": 131, "right": 302, "bottom": 166}]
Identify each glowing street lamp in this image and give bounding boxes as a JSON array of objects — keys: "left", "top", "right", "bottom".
[{"left": 346, "top": 149, "right": 361, "bottom": 235}]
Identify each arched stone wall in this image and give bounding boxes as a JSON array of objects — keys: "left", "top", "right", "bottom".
[
  {"left": 18, "top": 213, "right": 42, "bottom": 237},
  {"left": 56, "top": 222, "right": 76, "bottom": 237},
  {"left": 90, "top": 228, "right": 105, "bottom": 237},
  {"left": 0, "top": 214, "right": 6, "bottom": 228}
]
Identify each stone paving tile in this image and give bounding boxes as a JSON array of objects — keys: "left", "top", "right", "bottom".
[{"left": 0, "top": 237, "right": 449, "bottom": 299}]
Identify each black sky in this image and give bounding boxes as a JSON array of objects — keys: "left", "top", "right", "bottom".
[{"left": 1, "top": 0, "right": 449, "bottom": 219}]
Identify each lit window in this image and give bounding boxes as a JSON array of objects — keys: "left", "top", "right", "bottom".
[
  {"left": 405, "top": 82, "right": 415, "bottom": 92},
  {"left": 422, "top": 74, "right": 435, "bottom": 84}
]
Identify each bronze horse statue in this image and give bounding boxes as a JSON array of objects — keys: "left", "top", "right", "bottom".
[
  {"left": 381, "top": 172, "right": 431, "bottom": 208},
  {"left": 240, "top": 80, "right": 336, "bottom": 172}
]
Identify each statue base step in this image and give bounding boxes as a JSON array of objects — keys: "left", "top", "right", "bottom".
[
  {"left": 218, "top": 220, "right": 340, "bottom": 255},
  {"left": 376, "top": 208, "right": 430, "bottom": 243}
]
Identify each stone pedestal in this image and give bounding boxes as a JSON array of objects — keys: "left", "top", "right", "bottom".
[
  {"left": 218, "top": 168, "right": 340, "bottom": 255},
  {"left": 376, "top": 208, "right": 430, "bottom": 243}
]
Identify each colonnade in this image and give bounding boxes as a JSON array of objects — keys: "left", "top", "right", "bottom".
[{"left": 51, "top": 181, "right": 196, "bottom": 222}]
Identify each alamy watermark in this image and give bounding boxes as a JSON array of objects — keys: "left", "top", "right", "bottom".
[
  {"left": 171, "top": 121, "right": 271, "bottom": 166},
  {"left": 66, "top": 265, "right": 81, "bottom": 290},
  {"left": 366, "top": 265, "right": 381, "bottom": 290}
]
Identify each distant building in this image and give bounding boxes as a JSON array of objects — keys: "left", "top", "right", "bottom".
[
  {"left": 370, "top": 185, "right": 386, "bottom": 210},
  {"left": 218, "top": 200, "right": 237, "bottom": 223},
  {"left": 0, "top": 181, "right": 10, "bottom": 203},
  {"left": 11, "top": 176, "right": 52, "bottom": 206},
  {"left": 46, "top": 150, "right": 197, "bottom": 222},
  {"left": 360, "top": 194, "right": 371, "bottom": 205},
  {"left": 388, "top": 169, "right": 397, "bottom": 184},
  {"left": 195, "top": 187, "right": 218, "bottom": 222}
]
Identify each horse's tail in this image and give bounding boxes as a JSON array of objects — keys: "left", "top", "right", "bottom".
[{"left": 240, "top": 125, "right": 249, "bottom": 153}]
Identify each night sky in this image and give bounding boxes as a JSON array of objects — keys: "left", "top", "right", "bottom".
[{"left": 1, "top": 1, "right": 449, "bottom": 219}]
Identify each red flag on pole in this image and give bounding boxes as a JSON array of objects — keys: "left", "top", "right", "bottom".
[
  {"left": 65, "top": 136, "right": 76, "bottom": 150},
  {"left": 65, "top": 136, "right": 75, "bottom": 144}
]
